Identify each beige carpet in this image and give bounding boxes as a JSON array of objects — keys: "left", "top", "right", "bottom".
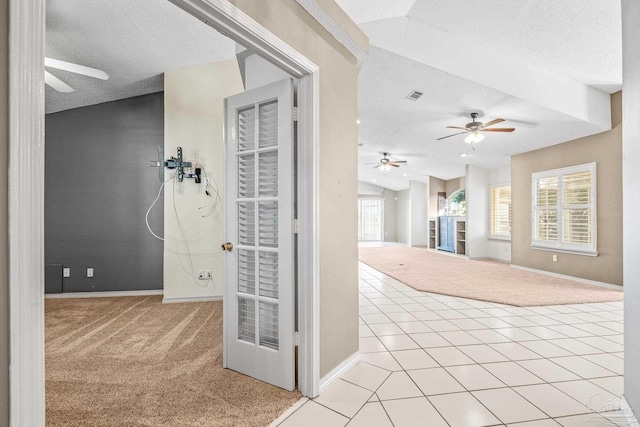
[
  {"left": 359, "top": 247, "right": 623, "bottom": 306},
  {"left": 46, "top": 296, "right": 301, "bottom": 427}
]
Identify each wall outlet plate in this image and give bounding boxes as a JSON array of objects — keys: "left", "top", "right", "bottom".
[
  {"left": 63, "top": 268, "right": 71, "bottom": 278},
  {"left": 205, "top": 270, "right": 212, "bottom": 280},
  {"left": 552, "top": 254, "right": 558, "bottom": 262},
  {"left": 198, "top": 270, "right": 205, "bottom": 280},
  {"left": 87, "top": 268, "right": 94, "bottom": 278}
]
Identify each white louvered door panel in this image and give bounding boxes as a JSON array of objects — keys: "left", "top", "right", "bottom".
[{"left": 224, "top": 79, "right": 294, "bottom": 391}]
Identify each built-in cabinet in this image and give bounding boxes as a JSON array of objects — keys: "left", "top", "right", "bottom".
[{"left": 430, "top": 216, "right": 466, "bottom": 255}]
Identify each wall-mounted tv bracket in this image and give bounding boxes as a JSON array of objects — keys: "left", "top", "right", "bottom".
[{"left": 149, "top": 146, "right": 201, "bottom": 183}]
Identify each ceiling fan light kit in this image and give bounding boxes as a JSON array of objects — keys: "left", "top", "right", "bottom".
[
  {"left": 464, "top": 131, "right": 484, "bottom": 144},
  {"left": 365, "top": 152, "right": 407, "bottom": 171},
  {"left": 437, "top": 112, "right": 515, "bottom": 142}
]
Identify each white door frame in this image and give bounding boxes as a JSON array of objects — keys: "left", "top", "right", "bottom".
[{"left": 8, "top": 0, "right": 320, "bottom": 424}]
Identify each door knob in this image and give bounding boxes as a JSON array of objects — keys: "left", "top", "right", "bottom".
[{"left": 221, "top": 242, "right": 233, "bottom": 252}]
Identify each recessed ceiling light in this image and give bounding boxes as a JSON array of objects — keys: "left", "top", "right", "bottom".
[
  {"left": 460, "top": 153, "right": 469, "bottom": 158},
  {"left": 372, "top": 179, "right": 376, "bottom": 183},
  {"left": 402, "top": 173, "right": 407, "bottom": 176},
  {"left": 356, "top": 119, "right": 361, "bottom": 124}
]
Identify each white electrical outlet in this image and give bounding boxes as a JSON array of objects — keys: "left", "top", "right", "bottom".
[
  {"left": 63, "top": 268, "right": 71, "bottom": 278},
  {"left": 552, "top": 254, "right": 558, "bottom": 262},
  {"left": 87, "top": 268, "right": 94, "bottom": 278},
  {"left": 205, "top": 270, "right": 212, "bottom": 280}
]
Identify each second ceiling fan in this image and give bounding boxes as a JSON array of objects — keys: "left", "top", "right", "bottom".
[
  {"left": 437, "top": 112, "right": 515, "bottom": 143},
  {"left": 367, "top": 152, "right": 406, "bottom": 171}
]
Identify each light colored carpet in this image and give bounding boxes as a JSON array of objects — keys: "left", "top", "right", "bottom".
[
  {"left": 46, "top": 296, "right": 301, "bottom": 427},
  {"left": 358, "top": 247, "right": 623, "bottom": 307}
]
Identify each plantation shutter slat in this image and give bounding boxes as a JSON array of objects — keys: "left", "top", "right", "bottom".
[
  {"left": 491, "top": 186, "right": 511, "bottom": 237},
  {"left": 563, "top": 170, "right": 593, "bottom": 244}
]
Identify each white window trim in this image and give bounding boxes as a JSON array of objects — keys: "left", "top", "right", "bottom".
[
  {"left": 531, "top": 162, "right": 597, "bottom": 255},
  {"left": 490, "top": 182, "right": 512, "bottom": 241}
]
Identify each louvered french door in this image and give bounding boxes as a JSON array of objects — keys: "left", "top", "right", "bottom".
[{"left": 223, "top": 79, "right": 295, "bottom": 390}]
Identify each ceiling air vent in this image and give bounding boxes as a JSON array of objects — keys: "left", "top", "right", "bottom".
[{"left": 406, "top": 90, "right": 423, "bottom": 101}]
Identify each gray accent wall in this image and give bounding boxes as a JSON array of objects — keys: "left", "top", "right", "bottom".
[
  {"left": 623, "top": 0, "right": 640, "bottom": 417},
  {"left": 45, "top": 92, "right": 164, "bottom": 292}
]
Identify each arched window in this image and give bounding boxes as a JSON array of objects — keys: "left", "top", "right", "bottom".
[{"left": 446, "top": 189, "right": 466, "bottom": 216}]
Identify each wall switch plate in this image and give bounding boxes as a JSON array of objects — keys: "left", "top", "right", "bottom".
[
  {"left": 63, "top": 268, "right": 71, "bottom": 278},
  {"left": 552, "top": 255, "right": 558, "bottom": 262},
  {"left": 198, "top": 270, "right": 205, "bottom": 280},
  {"left": 205, "top": 270, "right": 212, "bottom": 280},
  {"left": 87, "top": 268, "right": 94, "bottom": 278}
]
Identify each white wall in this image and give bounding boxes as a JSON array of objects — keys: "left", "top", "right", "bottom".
[
  {"left": 358, "top": 181, "right": 384, "bottom": 196},
  {"left": 409, "top": 181, "right": 429, "bottom": 246},
  {"left": 396, "top": 189, "right": 411, "bottom": 244},
  {"left": 488, "top": 166, "right": 511, "bottom": 262},
  {"left": 465, "top": 165, "right": 489, "bottom": 259},
  {"left": 357, "top": 181, "right": 398, "bottom": 242},
  {"left": 244, "top": 52, "right": 291, "bottom": 91},
  {"left": 383, "top": 189, "right": 398, "bottom": 242},
  {"left": 623, "top": 0, "right": 640, "bottom": 417},
  {"left": 163, "top": 59, "right": 244, "bottom": 301}
]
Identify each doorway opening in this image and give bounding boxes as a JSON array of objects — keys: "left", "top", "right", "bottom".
[{"left": 9, "top": 0, "right": 320, "bottom": 425}]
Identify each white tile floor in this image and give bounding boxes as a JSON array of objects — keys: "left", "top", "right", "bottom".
[{"left": 275, "top": 263, "right": 628, "bottom": 427}]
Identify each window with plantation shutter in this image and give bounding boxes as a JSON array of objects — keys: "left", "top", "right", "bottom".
[
  {"left": 531, "top": 163, "right": 596, "bottom": 255},
  {"left": 490, "top": 185, "right": 511, "bottom": 239}
]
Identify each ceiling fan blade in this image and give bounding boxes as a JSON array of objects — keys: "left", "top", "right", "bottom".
[
  {"left": 437, "top": 131, "right": 467, "bottom": 141},
  {"left": 390, "top": 164, "right": 400, "bottom": 167},
  {"left": 44, "top": 71, "right": 74, "bottom": 93},
  {"left": 446, "top": 126, "right": 467, "bottom": 130},
  {"left": 481, "top": 118, "right": 505, "bottom": 128},
  {"left": 364, "top": 162, "right": 380, "bottom": 165},
  {"left": 390, "top": 160, "right": 407, "bottom": 164},
  {"left": 45, "top": 57, "right": 109, "bottom": 80},
  {"left": 483, "top": 128, "right": 515, "bottom": 132},
  {"left": 374, "top": 165, "right": 381, "bottom": 169}
]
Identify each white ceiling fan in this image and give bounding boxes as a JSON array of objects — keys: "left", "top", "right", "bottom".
[{"left": 44, "top": 57, "right": 109, "bottom": 93}]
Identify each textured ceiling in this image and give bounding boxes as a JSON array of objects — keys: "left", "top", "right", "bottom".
[
  {"left": 334, "top": 0, "right": 622, "bottom": 190},
  {"left": 407, "top": 0, "right": 622, "bottom": 92},
  {"left": 357, "top": 47, "right": 604, "bottom": 189},
  {"left": 46, "top": 0, "right": 622, "bottom": 192},
  {"left": 45, "top": 0, "right": 236, "bottom": 114}
]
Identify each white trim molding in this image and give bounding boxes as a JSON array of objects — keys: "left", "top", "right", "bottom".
[
  {"left": 162, "top": 295, "right": 221, "bottom": 304},
  {"left": 510, "top": 265, "right": 621, "bottom": 290},
  {"left": 45, "top": 290, "right": 163, "bottom": 299},
  {"left": 8, "top": 0, "right": 46, "bottom": 425},
  {"left": 296, "top": 72, "right": 321, "bottom": 397},
  {"left": 318, "top": 351, "right": 360, "bottom": 395},
  {"left": 294, "top": 0, "right": 367, "bottom": 61}
]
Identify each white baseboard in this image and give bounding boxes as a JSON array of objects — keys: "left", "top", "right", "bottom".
[
  {"left": 45, "top": 290, "right": 163, "bottom": 299},
  {"left": 162, "top": 295, "right": 222, "bottom": 304},
  {"left": 510, "top": 264, "right": 621, "bottom": 290},
  {"left": 318, "top": 351, "right": 360, "bottom": 395},
  {"left": 268, "top": 397, "right": 309, "bottom": 427},
  {"left": 621, "top": 394, "right": 640, "bottom": 426}
]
